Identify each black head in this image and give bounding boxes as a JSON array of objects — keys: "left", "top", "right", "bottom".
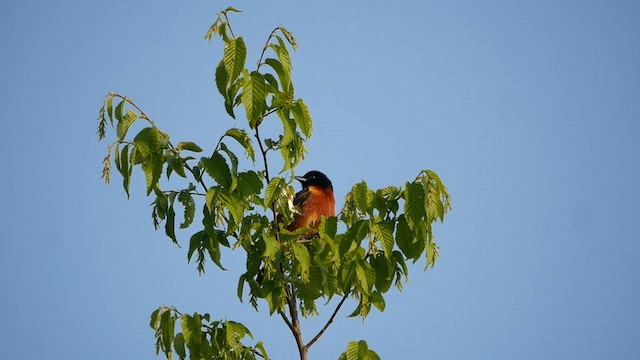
[{"left": 295, "top": 170, "right": 333, "bottom": 190}]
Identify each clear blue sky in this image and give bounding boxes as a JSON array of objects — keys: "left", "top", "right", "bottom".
[{"left": 1, "top": 1, "right": 639, "bottom": 359}]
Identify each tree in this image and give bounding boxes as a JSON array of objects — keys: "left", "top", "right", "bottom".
[{"left": 96, "top": 7, "right": 451, "bottom": 360}]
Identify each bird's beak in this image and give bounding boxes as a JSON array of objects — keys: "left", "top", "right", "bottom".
[{"left": 294, "top": 176, "right": 307, "bottom": 183}]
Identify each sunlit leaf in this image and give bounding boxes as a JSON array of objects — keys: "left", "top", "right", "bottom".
[
  {"left": 177, "top": 141, "right": 203, "bottom": 153},
  {"left": 223, "top": 37, "right": 246, "bottom": 82},
  {"left": 290, "top": 99, "right": 313, "bottom": 138},
  {"left": 241, "top": 70, "right": 267, "bottom": 127}
]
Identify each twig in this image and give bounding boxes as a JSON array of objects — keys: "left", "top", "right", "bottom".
[{"left": 305, "top": 295, "right": 348, "bottom": 350}]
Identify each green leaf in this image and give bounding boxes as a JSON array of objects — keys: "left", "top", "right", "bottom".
[
  {"left": 105, "top": 95, "right": 114, "bottom": 124},
  {"left": 292, "top": 242, "right": 311, "bottom": 282},
  {"left": 200, "top": 152, "right": 232, "bottom": 189},
  {"left": 133, "top": 127, "right": 160, "bottom": 159},
  {"left": 396, "top": 215, "right": 420, "bottom": 260},
  {"left": 141, "top": 152, "right": 164, "bottom": 196},
  {"left": 226, "top": 320, "right": 252, "bottom": 345},
  {"left": 342, "top": 340, "right": 379, "bottom": 360},
  {"left": 264, "top": 58, "right": 290, "bottom": 94},
  {"left": 177, "top": 141, "right": 203, "bottom": 153},
  {"left": 208, "top": 230, "right": 226, "bottom": 270},
  {"left": 290, "top": 99, "right": 313, "bottom": 138},
  {"left": 205, "top": 186, "right": 221, "bottom": 213},
  {"left": 370, "top": 255, "right": 392, "bottom": 293},
  {"left": 167, "top": 153, "right": 186, "bottom": 178},
  {"left": 181, "top": 314, "right": 202, "bottom": 357},
  {"left": 355, "top": 261, "right": 375, "bottom": 295},
  {"left": 187, "top": 230, "right": 205, "bottom": 263},
  {"left": 425, "top": 238, "right": 440, "bottom": 269},
  {"left": 352, "top": 181, "right": 370, "bottom": 213},
  {"left": 150, "top": 308, "right": 162, "bottom": 329},
  {"left": 178, "top": 191, "right": 195, "bottom": 229},
  {"left": 264, "top": 177, "right": 284, "bottom": 207},
  {"left": 241, "top": 70, "right": 267, "bottom": 127},
  {"left": 215, "top": 60, "right": 229, "bottom": 98},
  {"left": 272, "top": 36, "right": 292, "bottom": 80},
  {"left": 224, "top": 128, "right": 255, "bottom": 162},
  {"left": 115, "top": 97, "right": 126, "bottom": 121},
  {"left": 117, "top": 109, "right": 137, "bottom": 140},
  {"left": 160, "top": 310, "right": 175, "bottom": 357},
  {"left": 255, "top": 342, "right": 269, "bottom": 360},
  {"left": 373, "top": 220, "right": 394, "bottom": 258},
  {"left": 223, "top": 37, "right": 246, "bottom": 82},
  {"left": 370, "top": 291, "right": 386, "bottom": 312},
  {"left": 404, "top": 181, "right": 426, "bottom": 230},
  {"left": 174, "top": 333, "right": 186, "bottom": 359},
  {"left": 120, "top": 145, "right": 131, "bottom": 198},
  {"left": 166, "top": 204, "right": 178, "bottom": 244},
  {"left": 237, "top": 171, "right": 263, "bottom": 197}
]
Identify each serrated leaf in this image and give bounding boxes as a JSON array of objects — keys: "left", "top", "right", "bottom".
[
  {"left": 167, "top": 153, "right": 186, "bottom": 178},
  {"left": 174, "top": 333, "right": 186, "bottom": 359},
  {"left": 121, "top": 145, "right": 131, "bottom": 198},
  {"left": 370, "top": 255, "right": 392, "bottom": 293},
  {"left": 373, "top": 220, "right": 395, "bottom": 258},
  {"left": 356, "top": 261, "right": 375, "bottom": 294},
  {"left": 115, "top": 98, "right": 126, "bottom": 121},
  {"left": 255, "top": 342, "right": 269, "bottom": 360},
  {"left": 178, "top": 191, "right": 195, "bottom": 229},
  {"left": 404, "top": 182, "right": 426, "bottom": 230},
  {"left": 241, "top": 70, "right": 267, "bottom": 127},
  {"left": 237, "top": 171, "right": 263, "bottom": 197},
  {"left": 292, "top": 242, "right": 310, "bottom": 282},
  {"left": 264, "top": 58, "right": 290, "bottom": 94},
  {"left": 181, "top": 314, "right": 202, "bottom": 356},
  {"left": 150, "top": 308, "right": 162, "bottom": 329},
  {"left": 264, "top": 177, "right": 284, "bottom": 207},
  {"left": 177, "top": 141, "right": 203, "bottom": 153},
  {"left": 425, "top": 238, "right": 440, "bottom": 269},
  {"left": 187, "top": 230, "right": 205, "bottom": 263},
  {"left": 291, "top": 99, "right": 313, "bottom": 138},
  {"left": 352, "top": 181, "right": 370, "bottom": 213},
  {"left": 396, "top": 215, "right": 420, "bottom": 260},
  {"left": 208, "top": 230, "right": 226, "bottom": 270},
  {"left": 224, "top": 128, "right": 255, "bottom": 162},
  {"left": 215, "top": 60, "right": 229, "bottom": 98},
  {"left": 200, "top": 153, "right": 232, "bottom": 189},
  {"left": 160, "top": 310, "right": 175, "bottom": 357},
  {"left": 105, "top": 96, "right": 114, "bottom": 124},
  {"left": 371, "top": 291, "right": 386, "bottom": 312},
  {"left": 223, "top": 37, "right": 246, "bottom": 82},
  {"left": 166, "top": 205, "right": 177, "bottom": 244},
  {"left": 272, "top": 36, "right": 292, "bottom": 77},
  {"left": 134, "top": 127, "right": 160, "bottom": 159},
  {"left": 117, "top": 109, "right": 137, "bottom": 140},
  {"left": 218, "top": 143, "right": 238, "bottom": 182},
  {"left": 141, "top": 152, "right": 163, "bottom": 196}
]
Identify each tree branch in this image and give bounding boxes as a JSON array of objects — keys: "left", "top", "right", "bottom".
[{"left": 305, "top": 295, "right": 348, "bottom": 350}]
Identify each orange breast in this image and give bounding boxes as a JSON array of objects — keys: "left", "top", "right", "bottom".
[{"left": 287, "top": 186, "right": 335, "bottom": 231}]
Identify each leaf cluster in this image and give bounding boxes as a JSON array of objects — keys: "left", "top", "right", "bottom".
[
  {"left": 97, "top": 7, "right": 451, "bottom": 360},
  {"left": 151, "top": 306, "right": 269, "bottom": 360}
]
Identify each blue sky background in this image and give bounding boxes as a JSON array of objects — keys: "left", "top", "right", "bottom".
[{"left": 1, "top": 1, "right": 639, "bottom": 359}]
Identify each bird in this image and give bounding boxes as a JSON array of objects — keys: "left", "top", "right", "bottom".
[
  {"left": 256, "top": 170, "right": 335, "bottom": 285},
  {"left": 285, "top": 170, "right": 336, "bottom": 232}
]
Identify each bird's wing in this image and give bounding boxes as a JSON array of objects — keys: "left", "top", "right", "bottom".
[{"left": 293, "top": 188, "right": 311, "bottom": 208}]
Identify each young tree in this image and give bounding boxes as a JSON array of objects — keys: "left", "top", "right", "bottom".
[{"left": 97, "top": 8, "right": 451, "bottom": 360}]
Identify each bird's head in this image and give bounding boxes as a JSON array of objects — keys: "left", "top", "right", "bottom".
[{"left": 295, "top": 170, "right": 333, "bottom": 190}]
